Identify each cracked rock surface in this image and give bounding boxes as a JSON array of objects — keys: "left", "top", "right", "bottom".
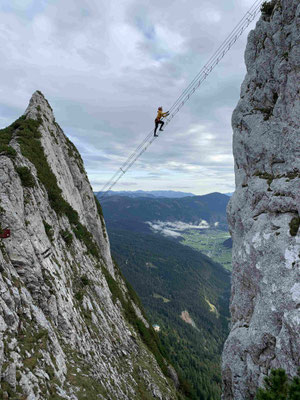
[
  {"left": 0, "top": 91, "right": 177, "bottom": 399},
  {"left": 222, "top": 1, "right": 300, "bottom": 399}
]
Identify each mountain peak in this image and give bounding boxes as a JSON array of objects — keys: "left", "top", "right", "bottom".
[{"left": 25, "top": 90, "right": 54, "bottom": 122}]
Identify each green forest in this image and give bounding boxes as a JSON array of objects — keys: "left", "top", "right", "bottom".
[{"left": 109, "top": 228, "right": 231, "bottom": 399}]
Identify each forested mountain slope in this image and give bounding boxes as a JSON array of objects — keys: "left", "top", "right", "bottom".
[{"left": 109, "top": 228, "right": 231, "bottom": 399}]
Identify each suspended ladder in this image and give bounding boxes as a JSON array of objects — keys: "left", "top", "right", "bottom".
[{"left": 99, "top": 0, "right": 265, "bottom": 199}]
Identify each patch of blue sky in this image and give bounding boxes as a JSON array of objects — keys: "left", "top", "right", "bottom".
[
  {"left": 153, "top": 53, "right": 171, "bottom": 61},
  {"left": 0, "top": 0, "right": 50, "bottom": 19},
  {"left": 134, "top": 16, "right": 173, "bottom": 60},
  {"left": 135, "top": 16, "right": 156, "bottom": 40},
  {"left": 80, "top": 8, "right": 91, "bottom": 18}
]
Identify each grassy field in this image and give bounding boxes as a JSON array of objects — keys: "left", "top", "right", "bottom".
[{"left": 180, "top": 229, "right": 232, "bottom": 271}]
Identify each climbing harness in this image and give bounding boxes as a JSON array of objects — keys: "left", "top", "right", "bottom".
[{"left": 99, "top": 0, "right": 265, "bottom": 199}]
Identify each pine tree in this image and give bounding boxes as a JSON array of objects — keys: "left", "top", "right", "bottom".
[{"left": 256, "top": 369, "right": 300, "bottom": 400}]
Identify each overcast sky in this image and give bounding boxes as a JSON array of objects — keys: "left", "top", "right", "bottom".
[{"left": 0, "top": 0, "right": 261, "bottom": 195}]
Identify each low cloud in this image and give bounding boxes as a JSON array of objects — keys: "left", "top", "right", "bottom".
[{"left": 147, "top": 219, "right": 210, "bottom": 238}]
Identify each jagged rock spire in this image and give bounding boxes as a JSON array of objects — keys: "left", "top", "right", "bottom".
[
  {"left": 0, "top": 91, "right": 178, "bottom": 399},
  {"left": 25, "top": 90, "right": 54, "bottom": 122}
]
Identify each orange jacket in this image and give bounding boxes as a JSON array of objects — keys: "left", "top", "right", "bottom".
[{"left": 156, "top": 110, "right": 168, "bottom": 121}]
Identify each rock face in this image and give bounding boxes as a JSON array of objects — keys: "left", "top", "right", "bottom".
[
  {"left": 222, "top": 0, "right": 300, "bottom": 398},
  {"left": 0, "top": 91, "right": 178, "bottom": 399}
]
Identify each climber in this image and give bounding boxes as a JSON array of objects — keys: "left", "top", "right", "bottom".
[{"left": 154, "top": 107, "right": 169, "bottom": 137}]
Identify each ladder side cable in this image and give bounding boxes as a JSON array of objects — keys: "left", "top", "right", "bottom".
[
  {"left": 166, "top": 0, "right": 263, "bottom": 116},
  {"left": 99, "top": 0, "right": 264, "bottom": 198}
]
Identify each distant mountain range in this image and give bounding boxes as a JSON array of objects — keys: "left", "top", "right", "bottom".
[
  {"left": 98, "top": 192, "right": 230, "bottom": 233},
  {"left": 96, "top": 190, "right": 234, "bottom": 198},
  {"left": 96, "top": 190, "right": 195, "bottom": 198}
]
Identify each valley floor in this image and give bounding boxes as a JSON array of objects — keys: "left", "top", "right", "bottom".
[{"left": 180, "top": 229, "right": 232, "bottom": 271}]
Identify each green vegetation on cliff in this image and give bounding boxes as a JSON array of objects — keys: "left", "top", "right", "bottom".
[
  {"left": 256, "top": 368, "right": 300, "bottom": 400},
  {"left": 0, "top": 115, "right": 100, "bottom": 260}
]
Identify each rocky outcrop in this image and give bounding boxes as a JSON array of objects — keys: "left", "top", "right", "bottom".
[
  {"left": 222, "top": 0, "right": 300, "bottom": 398},
  {"left": 0, "top": 91, "right": 178, "bottom": 399}
]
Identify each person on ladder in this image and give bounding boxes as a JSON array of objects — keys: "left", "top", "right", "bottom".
[{"left": 154, "top": 107, "right": 169, "bottom": 137}]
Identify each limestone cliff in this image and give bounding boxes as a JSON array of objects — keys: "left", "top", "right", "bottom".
[
  {"left": 222, "top": 0, "right": 300, "bottom": 398},
  {"left": 0, "top": 91, "right": 178, "bottom": 399}
]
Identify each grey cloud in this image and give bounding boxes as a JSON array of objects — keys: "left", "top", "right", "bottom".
[{"left": 0, "top": 0, "right": 258, "bottom": 194}]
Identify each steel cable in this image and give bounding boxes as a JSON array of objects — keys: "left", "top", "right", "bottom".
[{"left": 98, "top": 0, "right": 264, "bottom": 199}]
